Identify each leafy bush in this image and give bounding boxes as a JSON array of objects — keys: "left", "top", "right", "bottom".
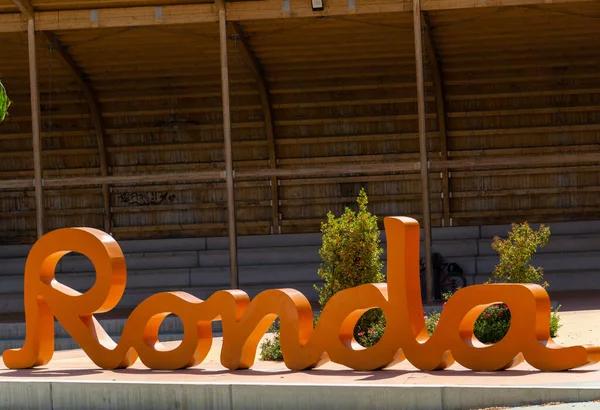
[
  {"left": 314, "top": 188, "right": 385, "bottom": 345},
  {"left": 473, "top": 303, "right": 512, "bottom": 344},
  {"left": 0, "top": 81, "right": 11, "bottom": 123},
  {"left": 314, "top": 188, "right": 384, "bottom": 305},
  {"left": 356, "top": 315, "right": 386, "bottom": 348},
  {"left": 489, "top": 222, "right": 551, "bottom": 287},
  {"left": 260, "top": 189, "right": 386, "bottom": 360},
  {"left": 259, "top": 321, "right": 284, "bottom": 362},
  {"left": 425, "top": 311, "right": 440, "bottom": 336},
  {"left": 425, "top": 291, "right": 451, "bottom": 336},
  {"left": 550, "top": 306, "right": 562, "bottom": 337}
]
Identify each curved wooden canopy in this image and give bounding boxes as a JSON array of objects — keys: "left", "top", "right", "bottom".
[{"left": 1, "top": 1, "right": 600, "bottom": 243}]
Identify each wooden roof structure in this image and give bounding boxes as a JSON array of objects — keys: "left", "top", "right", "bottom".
[{"left": 1, "top": 0, "right": 600, "bottom": 295}]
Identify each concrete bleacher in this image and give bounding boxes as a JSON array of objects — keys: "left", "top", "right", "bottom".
[{"left": 0, "top": 219, "right": 599, "bottom": 351}]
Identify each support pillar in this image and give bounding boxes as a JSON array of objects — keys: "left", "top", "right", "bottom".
[
  {"left": 27, "top": 18, "right": 44, "bottom": 239},
  {"left": 413, "top": 0, "right": 433, "bottom": 303},
  {"left": 217, "top": 0, "right": 239, "bottom": 288}
]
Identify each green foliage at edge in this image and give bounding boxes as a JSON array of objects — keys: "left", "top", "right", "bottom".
[{"left": 0, "top": 81, "right": 11, "bottom": 123}]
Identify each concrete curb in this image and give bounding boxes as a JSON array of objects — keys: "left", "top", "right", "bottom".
[{"left": 1, "top": 379, "right": 600, "bottom": 410}]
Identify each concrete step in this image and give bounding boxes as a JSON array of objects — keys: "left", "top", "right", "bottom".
[
  {"left": 480, "top": 220, "right": 600, "bottom": 238},
  {"left": 197, "top": 246, "right": 323, "bottom": 267},
  {"left": 478, "top": 234, "right": 600, "bottom": 256},
  {"left": 0, "top": 332, "right": 188, "bottom": 353},
  {"left": 0, "top": 221, "right": 598, "bottom": 317},
  {"left": 476, "top": 251, "right": 600, "bottom": 275},
  {"left": 0, "top": 315, "right": 212, "bottom": 340},
  {"left": 0, "top": 282, "right": 322, "bottom": 313},
  {"left": 0, "top": 263, "right": 322, "bottom": 295},
  {"left": 0, "top": 238, "right": 478, "bottom": 278},
  {"left": 473, "top": 270, "right": 600, "bottom": 293}
]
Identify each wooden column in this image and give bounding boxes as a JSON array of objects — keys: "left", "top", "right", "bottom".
[
  {"left": 422, "top": 13, "right": 450, "bottom": 227},
  {"left": 217, "top": 0, "right": 239, "bottom": 288},
  {"left": 27, "top": 18, "right": 45, "bottom": 239},
  {"left": 413, "top": 0, "right": 433, "bottom": 303}
]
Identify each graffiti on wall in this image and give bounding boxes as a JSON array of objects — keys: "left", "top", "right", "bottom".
[{"left": 117, "top": 191, "right": 176, "bottom": 206}]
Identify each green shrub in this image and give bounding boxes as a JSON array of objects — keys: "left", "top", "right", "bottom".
[
  {"left": 314, "top": 188, "right": 384, "bottom": 306},
  {"left": 356, "top": 314, "right": 386, "bottom": 348},
  {"left": 0, "top": 81, "right": 11, "bottom": 123},
  {"left": 314, "top": 188, "right": 385, "bottom": 345},
  {"left": 425, "top": 291, "right": 450, "bottom": 336},
  {"left": 550, "top": 306, "right": 562, "bottom": 337},
  {"left": 489, "top": 222, "right": 551, "bottom": 287},
  {"left": 258, "top": 322, "right": 284, "bottom": 362},
  {"left": 473, "top": 303, "right": 511, "bottom": 344},
  {"left": 425, "top": 311, "right": 440, "bottom": 336}
]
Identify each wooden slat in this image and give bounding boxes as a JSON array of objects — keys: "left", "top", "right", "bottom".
[
  {"left": 111, "top": 220, "right": 268, "bottom": 233},
  {"left": 452, "top": 185, "right": 600, "bottom": 199},
  {"left": 423, "top": 11, "right": 450, "bottom": 227},
  {"left": 26, "top": 18, "right": 45, "bottom": 238},
  {"left": 1, "top": 153, "right": 600, "bottom": 190},
  {"left": 452, "top": 207, "right": 600, "bottom": 219},
  {"left": 230, "top": 21, "right": 280, "bottom": 234},
  {"left": 40, "top": 31, "right": 112, "bottom": 232},
  {"left": 0, "top": 0, "right": 595, "bottom": 33}
]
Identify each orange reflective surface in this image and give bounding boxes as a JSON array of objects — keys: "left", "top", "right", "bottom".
[{"left": 4, "top": 217, "right": 599, "bottom": 372}]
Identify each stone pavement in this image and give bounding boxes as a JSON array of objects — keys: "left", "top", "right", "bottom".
[{"left": 508, "top": 402, "right": 600, "bottom": 409}]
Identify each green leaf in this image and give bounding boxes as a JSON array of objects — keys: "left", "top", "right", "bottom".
[
  {"left": 0, "top": 81, "right": 12, "bottom": 123},
  {"left": 490, "top": 222, "right": 551, "bottom": 288}
]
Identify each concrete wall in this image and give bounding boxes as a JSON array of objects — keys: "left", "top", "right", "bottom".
[{"left": 1, "top": 220, "right": 600, "bottom": 316}]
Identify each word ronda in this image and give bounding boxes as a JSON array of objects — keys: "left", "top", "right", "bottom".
[{"left": 4, "top": 217, "right": 599, "bottom": 372}]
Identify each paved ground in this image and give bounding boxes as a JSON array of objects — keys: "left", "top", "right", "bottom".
[
  {"left": 506, "top": 402, "right": 600, "bottom": 409},
  {"left": 0, "top": 290, "right": 599, "bottom": 409}
]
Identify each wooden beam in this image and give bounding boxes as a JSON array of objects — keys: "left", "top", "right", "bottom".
[
  {"left": 1, "top": 0, "right": 595, "bottom": 33},
  {"left": 14, "top": 0, "right": 45, "bottom": 238},
  {"left": 41, "top": 31, "right": 112, "bottom": 234},
  {"left": 422, "top": 12, "right": 450, "bottom": 227},
  {"left": 217, "top": 0, "right": 239, "bottom": 289},
  {"left": 26, "top": 18, "right": 45, "bottom": 239},
  {"left": 414, "top": 0, "right": 434, "bottom": 303},
  {"left": 229, "top": 21, "right": 280, "bottom": 234},
  {"left": 12, "top": 0, "right": 33, "bottom": 19},
  {"left": 1, "top": 152, "right": 600, "bottom": 190}
]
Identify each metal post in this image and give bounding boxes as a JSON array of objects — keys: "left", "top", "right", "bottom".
[
  {"left": 27, "top": 18, "right": 44, "bottom": 239},
  {"left": 217, "top": 0, "right": 239, "bottom": 289},
  {"left": 413, "top": 0, "right": 434, "bottom": 304}
]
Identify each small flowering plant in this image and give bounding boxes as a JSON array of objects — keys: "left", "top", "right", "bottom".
[{"left": 473, "top": 303, "right": 512, "bottom": 344}]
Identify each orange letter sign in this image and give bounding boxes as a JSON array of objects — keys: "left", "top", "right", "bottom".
[{"left": 4, "top": 217, "right": 599, "bottom": 372}]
